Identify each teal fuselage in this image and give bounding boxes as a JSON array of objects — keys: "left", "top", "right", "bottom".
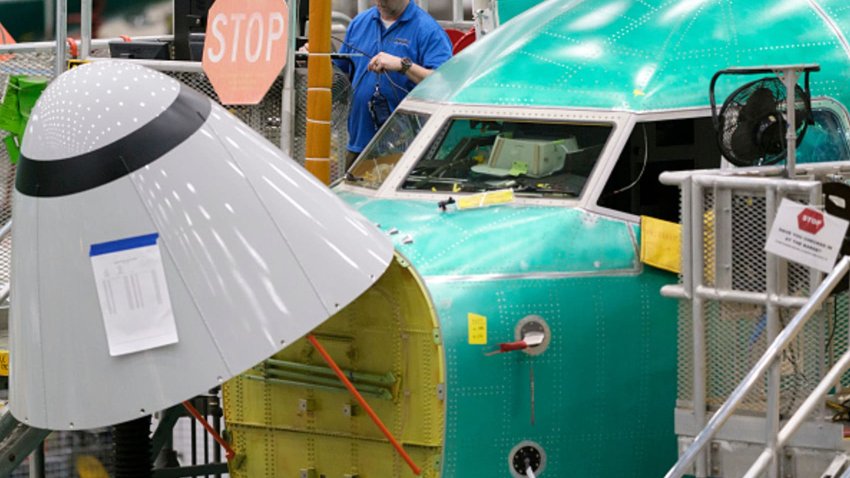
[{"left": 339, "top": 192, "right": 678, "bottom": 476}]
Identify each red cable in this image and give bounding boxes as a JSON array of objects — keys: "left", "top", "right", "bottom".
[
  {"left": 307, "top": 334, "right": 422, "bottom": 475},
  {"left": 182, "top": 400, "right": 236, "bottom": 460},
  {"left": 66, "top": 37, "right": 78, "bottom": 58}
]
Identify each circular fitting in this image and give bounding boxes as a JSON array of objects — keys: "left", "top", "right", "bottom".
[
  {"left": 514, "top": 315, "right": 551, "bottom": 356},
  {"left": 509, "top": 440, "right": 546, "bottom": 477}
]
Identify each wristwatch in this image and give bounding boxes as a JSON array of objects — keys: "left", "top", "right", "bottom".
[{"left": 399, "top": 57, "right": 413, "bottom": 74}]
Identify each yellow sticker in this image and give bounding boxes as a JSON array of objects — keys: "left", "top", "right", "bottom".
[
  {"left": 456, "top": 189, "right": 515, "bottom": 210},
  {"left": 468, "top": 313, "right": 487, "bottom": 345},
  {"left": 67, "top": 59, "right": 90, "bottom": 70},
  {"left": 0, "top": 349, "right": 9, "bottom": 376}
]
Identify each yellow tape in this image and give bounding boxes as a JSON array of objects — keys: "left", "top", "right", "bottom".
[
  {"left": 640, "top": 216, "right": 681, "bottom": 274},
  {"left": 0, "top": 349, "right": 8, "bottom": 377},
  {"left": 67, "top": 59, "right": 90, "bottom": 70},
  {"left": 457, "top": 189, "right": 515, "bottom": 210},
  {"left": 467, "top": 313, "right": 487, "bottom": 344}
]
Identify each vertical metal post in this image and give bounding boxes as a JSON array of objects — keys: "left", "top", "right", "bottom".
[
  {"left": 417, "top": 0, "right": 430, "bottom": 13},
  {"left": 808, "top": 184, "right": 826, "bottom": 412},
  {"left": 54, "top": 0, "right": 67, "bottom": 77},
  {"left": 212, "top": 392, "right": 222, "bottom": 477},
  {"left": 783, "top": 69, "right": 799, "bottom": 178},
  {"left": 190, "top": 412, "right": 197, "bottom": 465},
  {"left": 280, "top": 0, "right": 297, "bottom": 155},
  {"left": 80, "top": 0, "right": 91, "bottom": 59},
  {"left": 715, "top": 188, "right": 733, "bottom": 290},
  {"left": 691, "top": 180, "right": 708, "bottom": 478},
  {"left": 681, "top": 179, "right": 693, "bottom": 296},
  {"left": 453, "top": 0, "right": 464, "bottom": 22},
  {"left": 28, "top": 440, "right": 44, "bottom": 478},
  {"left": 202, "top": 398, "right": 210, "bottom": 467},
  {"left": 765, "top": 187, "right": 780, "bottom": 478},
  {"left": 44, "top": 0, "right": 55, "bottom": 40},
  {"left": 358, "top": 0, "right": 370, "bottom": 13}
]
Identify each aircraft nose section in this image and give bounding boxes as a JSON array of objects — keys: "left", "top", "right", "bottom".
[{"left": 11, "top": 60, "right": 393, "bottom": 430}]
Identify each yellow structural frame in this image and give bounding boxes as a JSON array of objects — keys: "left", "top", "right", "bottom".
[{"left": 224, "top": 254, "right": 446, "bottom": 477}]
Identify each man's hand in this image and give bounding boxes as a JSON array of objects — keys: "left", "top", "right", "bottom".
[
  {"left": 368, "top": 52, "right": 433, "bottom": 84},
  {"left": 367, "top": 52, "right": 403, "bottom": 73}
]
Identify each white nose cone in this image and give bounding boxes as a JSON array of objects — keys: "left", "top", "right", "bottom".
[{"left": 11, "top": 61, "right": 393, "bottom": 430}]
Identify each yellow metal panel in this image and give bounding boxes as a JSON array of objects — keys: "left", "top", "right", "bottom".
[
  {"left": 640, "top": 215, "right": 682, "bottom": 274},
  {"left": 224, "top": 254, "right": 445, "bottom": 477},
  {"left": 0, "top": 349, "right": 8, "bottom": 376}
]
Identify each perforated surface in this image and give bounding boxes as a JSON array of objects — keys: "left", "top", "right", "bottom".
[
  {"left": 0, "top": 51, "right": 58, "bottom": 293},
  {"left": 11, "top": 429, "right": 114, "bottom": 477},
  {"left": 412, "top": 0, "right": 850, "bottom": 112},
  {"left": 677, "top": 178, "right": 846, "bottom": 423},
  {"left": 223, "top": 257, "right": 444, "bottom": 477},
  {"left": 339, "top": 194, "right": 680, "bottom": 477},
  {"left": 293, "top": 67, "right": 350, "bottom": 182}
]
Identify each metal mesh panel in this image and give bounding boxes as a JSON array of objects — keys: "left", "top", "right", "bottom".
[
  {"left": 165, "top": 67, "right": 351, "bottom": 182},
  {"left": 677, "top": 299, "right": 694, "bottom": 403},
  {"left": 730, "top": 194, "right": 767, "bottom": 292},
  {"left": 678, "top": 177, "right": 843, "bottom": 422},
  {"left": 163, "top": 71, "right": 284, "bottom": 147},
  {"left": 292, "top": 67, "right": 351, "bottom": 181},
  {"left": 11, "top": 429, "right": 114, "bottom": 477},
  {"left": 702, "top": 190, "right": 716, "bottom": 287},
  {"left": 702, "top": 300, "right": 832, "bottom": 417},
  {"left": 834, "top": 293, "right": 850, "bottom": 390},
  {"left": 0, "top": 51, "right": 60, "bottom": 295}
]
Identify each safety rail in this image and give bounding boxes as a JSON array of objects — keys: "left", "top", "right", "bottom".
[
  {"left": 745, "top": 320, "right": 850, "bottom": 478},
  {"left": 660, "top": 164, "right": 850, "bottom": 478},
  {"left": 666, "top": 255, "right": 850, "bottom": 478}
]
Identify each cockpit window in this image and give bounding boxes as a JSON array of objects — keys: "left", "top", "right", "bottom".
[
  {"left": 400, "top": 118, "right": 613, "bottom": 197},
  {"left": 345, "top": 110, "right": 430, "bottom": 190}
]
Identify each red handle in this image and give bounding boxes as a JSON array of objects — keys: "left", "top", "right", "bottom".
[{"left": 499, "top": 340, "right": 528, "bottom": 353}]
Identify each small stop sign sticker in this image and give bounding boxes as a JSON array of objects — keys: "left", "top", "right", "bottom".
[
  {"left": 203, "top": 0, "right": 289, "bottom": 105},
  {"left": 797, "top": 208, "right": 825, "bottom": 234}
]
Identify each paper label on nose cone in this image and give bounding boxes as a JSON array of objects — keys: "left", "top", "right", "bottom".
[{"left": 90, "top": 233, "right": 179, "bottom": 356}]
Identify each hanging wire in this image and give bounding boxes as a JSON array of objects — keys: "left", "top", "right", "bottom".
[{"left": 610, "top": 123, "right": 649, "bottom": 196}]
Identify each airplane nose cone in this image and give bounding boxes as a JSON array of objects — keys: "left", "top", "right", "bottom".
[{"left": 11, "top": 60, "right": 393, "bottom": 430}]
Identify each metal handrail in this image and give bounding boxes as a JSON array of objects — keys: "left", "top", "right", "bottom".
[
  {"left": 665, "top": 255, "right": 850, "bottom": 478},
  {"left": 0, "top": 35, "right": 175, "bottom": 55},
  {"left": 743, "top": 344, "right": 850, "bottom": 478}
]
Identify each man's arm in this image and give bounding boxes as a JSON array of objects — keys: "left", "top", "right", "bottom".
[{"left": 367, "top": 52, "right": 432, "bottom": 84}]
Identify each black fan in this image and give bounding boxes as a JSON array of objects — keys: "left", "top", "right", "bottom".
[{"left": 714, "top": 77, "right": 812, "bottom": 166}]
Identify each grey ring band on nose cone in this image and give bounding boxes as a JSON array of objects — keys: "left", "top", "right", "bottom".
[{"left": 16, "top": 84, "right": 212, "bottom": 198}]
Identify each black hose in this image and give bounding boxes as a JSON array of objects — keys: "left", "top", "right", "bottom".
[{"left": 112, "top": 415, "right": 152, "bottom": 478}]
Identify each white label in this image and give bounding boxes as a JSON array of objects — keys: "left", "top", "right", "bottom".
[
  {"left": 764, "top": 198, "right": 849, "bottom": 273},
  {"left": 90, "top": 234, "right": 179, "bottom": 356}
]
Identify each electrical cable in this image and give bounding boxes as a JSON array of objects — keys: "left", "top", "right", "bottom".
[
  {"left": 331, "top": 34, "right": 411, "bottom": 101},
  {"left": 611, "top": 123, "right": 649, "bottom": 196}
]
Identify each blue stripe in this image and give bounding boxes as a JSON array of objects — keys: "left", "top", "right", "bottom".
[{"left": 89, "top": 233, "right": 159, "bottom": 257}]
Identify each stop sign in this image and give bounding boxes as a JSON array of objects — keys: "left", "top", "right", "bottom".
[
  {"left": 203, "top": 0, "right": 289, "bottom": 105},
  {"left": 798, "top": 208, "right": 825, "bottom": 234}
]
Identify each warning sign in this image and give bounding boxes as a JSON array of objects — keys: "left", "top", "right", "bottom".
[
  {"left": 202, "top": 0, "right": 289, "bottom": 105},
  {"left": 765, "top": 198, "right": 849, "bottom": 273}
]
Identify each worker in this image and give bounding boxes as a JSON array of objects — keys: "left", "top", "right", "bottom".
[{"left": 335, "top": 0, "right": 452, "bottom": 168}]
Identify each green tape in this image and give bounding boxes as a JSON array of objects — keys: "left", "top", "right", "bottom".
[{"left": 0, "top": 75, "right": 48, "bottom": 164}]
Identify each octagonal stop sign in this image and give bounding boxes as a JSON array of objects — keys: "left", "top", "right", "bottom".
[
  {"left": 798, "top": 208, "right": 825, "bottom": 234},
  {"left": 203, "top": 0, "right": 289, "bottom": 105}
]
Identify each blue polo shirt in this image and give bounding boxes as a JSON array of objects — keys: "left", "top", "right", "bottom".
[{"left": 335, "top": 2, "right": 452, "bottom": 153}]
